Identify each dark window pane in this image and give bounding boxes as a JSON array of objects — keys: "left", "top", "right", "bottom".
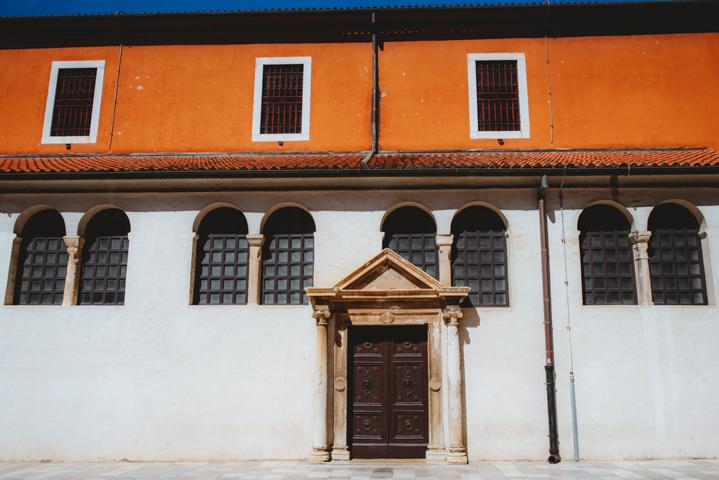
[
  {"left": 78, "top": 209, "right": 130, "bottom": 305},
  {"left": 50, "top": 68, "right": 97, "bottom": 137},
  {"left": 578, "top": 205, "right": 636, "bottom": 305},
  {"left": 14, "top": 210, "right": 67, "bottom": 305},
  {"left": 262, "top": 207, "right": 315, "bottom": 305},
  {"left": 648, "top": 204, "right": 706, "bottom": 306},
  {"left": 383, "top": 207, "right": 437, "bottom": 278},
  {"left": 260, "top": 64, "right": 304, "bottom": 135},
  {"left": 475, "top": 60, "right": 520, "bottom": 132},
  {"left": 451, "top": 207, "right": 508, "bottom": 307}
]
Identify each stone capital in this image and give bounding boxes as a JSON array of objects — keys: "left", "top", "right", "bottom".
[
  {"left": 443, "top": 305, "right": 463, "bottom": 326},
  {"left": 246, "top": 234, "right": 265, "bottom": 248},
  {"left": 312, "top": 305, "right": 331, "bottom": 326},
  {"left": 629, "top": 231, "right": 651, "bottom": 245},
  {"left": 63, "top": 235, "right": 83, "bottom": 257},
  {"left": 436, "top": 233, "right": 454, "bottom": 248}
]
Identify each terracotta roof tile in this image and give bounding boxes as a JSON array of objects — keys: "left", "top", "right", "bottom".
[
  {"left": 0, "top": 148, "right": 717, "bottom": 176},
  {"left": 369, "top": 148, "right": 719, "bottom": 169}
]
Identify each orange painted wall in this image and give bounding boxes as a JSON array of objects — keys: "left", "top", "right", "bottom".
[
  {"left": 0, "top": 46, "right": 120, "bottom": 154},
  {"left": 0, "top": 33, "right": 717, "bottom": 154},
  {"left": 549, "top": 34, "right": 719, "bottom": 149},
  {"left": 377, "top": 38, "right": 551, "bottom": 150},
  {"left": 111, "top": 43, "right": 371, "bottom": 153},
  {"left": 0, "top": 43, "right": 372, "bottom": 154},
  {"left": 378, "top": 33, "right": 719, "bottom": 151}
]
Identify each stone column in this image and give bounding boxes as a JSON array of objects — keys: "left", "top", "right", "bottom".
[
  {"left": 62, "top": 235, "right": 83, "bottom": 306},
  {"left": 426, "top": 318, "right": 446, "bottom": 462},
  {"left": 629, "top": 231, "right": 653, "bottom": 305},
  {"left": 246, "top": 234, "right": 264, "bottom": 305},
  {"left": 444, "top": 305, "right": 468, "bottom": 464},
  {"left": 309, "top": 304, "right": 331, "bottom": 463},
  {"left": 436, "top": 234, "right": 454, "bottom": 286},
  {"left": 331, "top": 317, "right": 350, "bottom": 461},
  {"left": 3, "top": 236, "right": 23, "bottom": 305}
]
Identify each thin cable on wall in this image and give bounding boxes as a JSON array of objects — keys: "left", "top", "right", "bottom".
[{"left": 559, "top": 169, "right": 580, "bottom": 461}]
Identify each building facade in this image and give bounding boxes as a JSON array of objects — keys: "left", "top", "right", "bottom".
[{"left": 0, "top": 1, "right": 718, "bottom": 463}]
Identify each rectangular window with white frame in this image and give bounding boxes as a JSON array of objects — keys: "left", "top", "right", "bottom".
[
  {"left": 41, "top": 60, "right": 105, "bottom": 144},
  {"left": 252, "top": 57, "right": 311, "bottom": 142},
  {"left": 467, "top": 53, "right": 529, "bottom": 139}
]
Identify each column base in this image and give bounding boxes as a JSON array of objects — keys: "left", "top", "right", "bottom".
[
  {"left": 425, "top": 447, "right": 447, "bottom": 463},
  {"left": 308, "top": 448, "right": 330, "bottom": 463},
  {"left": 446, "top": 449, "right": 468, "bottom": 464},
  {"left": 330, "top": 446, "right": 351, "bottom": 462}
]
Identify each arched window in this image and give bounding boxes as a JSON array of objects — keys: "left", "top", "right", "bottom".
[
  {"left": 78, "top": 209, "right": 130, "bottom": 305},
  {"left": 13, "top": 209, "right": 67, "bottom": 305},
  {"left": 648, "top": 204, "right": 707, "bottom": 305},
  {"left": 262, "top": 207, "right": 315, "bottom": 305},
  {"left": 578, "top": 205, "right": 636, "bottom": 305},
  {"left": 451, "top": 206, "right": 508, "bottom": 306},
  {"left": 382, "top": 206, "right": 437, "bottom": 278},
  {"left": 194, "top": 208, "right": 249, "bottom": 305}
]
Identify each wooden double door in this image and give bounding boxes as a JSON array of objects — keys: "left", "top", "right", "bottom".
[{"left": 349, "top": 326, "right": 429, "bottom": 459}]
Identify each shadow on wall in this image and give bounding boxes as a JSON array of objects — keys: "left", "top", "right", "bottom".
[{"left": 458, "top": 315, "right": 477, "bottom": 454}]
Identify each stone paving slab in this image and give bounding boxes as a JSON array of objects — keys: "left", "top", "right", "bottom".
[{"left": 0, "top": 461, "right": 717, "bottom": 480}]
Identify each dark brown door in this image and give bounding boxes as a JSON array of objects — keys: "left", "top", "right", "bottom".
[{"left": 349, "top": 326, "right": 428, "bottom": 459}]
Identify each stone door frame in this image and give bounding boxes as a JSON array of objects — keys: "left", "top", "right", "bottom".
[{"left": 307, "top": 249, "right": 469, "bottom": 464}]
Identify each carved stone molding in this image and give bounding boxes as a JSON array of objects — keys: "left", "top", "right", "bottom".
[
  {"left": 629, "top": 231, "right": 651, "bottom": 245},
  {"left": 313, "top": 305, "right": 331, "bottom": 326},
  {"left": 305, "top": 249, "right": 469, "bottom": 464},
  {"left": 245, "top": 234, "right": 265, "bottom": 248},
  {"left": 334, "top": 376, "right": 346, "bottom": 392},
  {"left": 443, "top": 305, "right": 463, "bottom": 326},
  {"left": 435, "top": 233, "right": 454, "bottom": 248},
  {"left": 430, "top": 377, "right": 442, "bottom": 392}
]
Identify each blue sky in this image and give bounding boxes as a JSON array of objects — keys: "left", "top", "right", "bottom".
[{"left": 0, "top": 0, "right": 672, "bottom": 17}]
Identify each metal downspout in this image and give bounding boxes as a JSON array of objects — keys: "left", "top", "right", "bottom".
[
  {"left": 538, "top": 175, "right": 561, "bottom": 463},
  {"left": 361, "top": 12, "right": 379, "bottom": 166}
]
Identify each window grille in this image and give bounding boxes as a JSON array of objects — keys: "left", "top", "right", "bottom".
[
  {"left": 14, "top": 210, "right": 67, "bottom": 305},
  {"left": 78, "top": 209, "right": 130, "bottom": 305},
  {"left": 194, "top": 208, "right": 249, "bottom": 305},
  {"left": 260, "top": 64, "right": 304, "bottom": 135},
  {"left": 50, "top": 68, "right": 97, "bottom": 137},
  {"left": 262, "top": 208, "right": 315, "bottom": 305},
  {"left": 451, "top": 207, "right": 508, "bottom": 307},
  {"left": 578, "top": 205, "right": 636, "bottom": 305},
  {"left": 475, "top": 60, "right": 520, "bottom": 132},
  {"left": 382, "top": 207, "right": 437, "bottom": 279},
  {"left": 649, "top": 204, "right": 707, "bottom": 305}
]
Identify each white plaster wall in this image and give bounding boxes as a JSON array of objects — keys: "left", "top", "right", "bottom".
[
  {"left": 0, "top": 187, "right": 717, "bottom": 461},
  {"left": 547, "top": 189, "right": 719, "bottom": 460}
]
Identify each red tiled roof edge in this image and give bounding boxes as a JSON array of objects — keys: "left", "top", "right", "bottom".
[{"left": 1, "top": 148, "right": 718, "bottom": 175}]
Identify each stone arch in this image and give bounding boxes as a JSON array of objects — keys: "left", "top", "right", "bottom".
[
  {"left": 579, "top": 200, "right": 635, "bottom": 231},
  {"left": 453, "top": 201, "right": 509, "bottom": 231},
  {"left": 260, "top": 202, "right": 316, "bottom": 233},
  {"left": 380, "top": 201, "right": 436, "bottom": 233},
  {"left": 192, "top": 202, "right": 244, "bottom": 233},
  {"left": 13, "top": 205, "right": 60, "bottom": 235},
  {"left": 77, "top": 204, "right": 129, "bottom": 236},
  {"left": 651, "top": 199, "right": 706, "bottom": 231}
]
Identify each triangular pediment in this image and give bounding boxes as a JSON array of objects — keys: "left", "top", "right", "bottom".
[{"left": 334, "top": 248, "right": 444, "bottom": 291}]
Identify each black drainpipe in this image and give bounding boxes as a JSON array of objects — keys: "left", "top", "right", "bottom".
[
  {"left": 538, "top": 175, "right": 561, "bottom": 463},
  {"left": 361, "top": 11, "right": 379, "bottom": 166}
]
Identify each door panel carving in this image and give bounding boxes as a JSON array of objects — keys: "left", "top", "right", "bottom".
[{"left": 349, "top": 326, "right": 428, "bottom": 459}]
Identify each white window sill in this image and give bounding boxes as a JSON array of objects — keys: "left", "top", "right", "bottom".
[
  {"left": 41, "top": 136, "right": 97, "bottom": 144},
  {"left": 470, "top": 130, "right": 529, "bottom": 140},
  {"left": 252, "top": 133, "right": 310, "bottom": 142}
]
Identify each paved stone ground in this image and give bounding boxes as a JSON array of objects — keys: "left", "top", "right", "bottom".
[{"left": 0, "top": 461, "right": 718, "bottom": 480}]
